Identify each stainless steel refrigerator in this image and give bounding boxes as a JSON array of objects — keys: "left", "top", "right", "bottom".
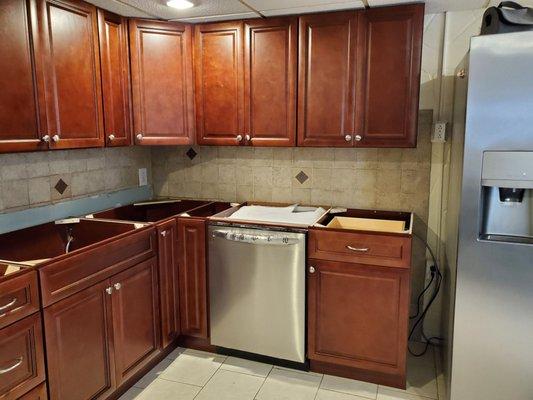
[{"left": 451, "top": 32, "right": 533, "bottom": 399}]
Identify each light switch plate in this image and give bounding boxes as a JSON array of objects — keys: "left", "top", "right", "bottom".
[{"left": 138, "top": 168, "right": 148, "bottom": 186}]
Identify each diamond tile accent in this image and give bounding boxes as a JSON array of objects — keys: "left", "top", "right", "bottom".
[
  {"left": 186, "top": 148, "right": 197, "bottom": 160},
  {"left": 54, "top": 178, "right": 68, "bottom": 195},
  {"left": 295, "top": 171, "right": 309, "bottom": 184}
]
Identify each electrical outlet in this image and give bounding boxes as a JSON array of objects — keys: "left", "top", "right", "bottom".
[
  {"left": 138, "top": 168, "right": 148, "bottom": 186},
  {"left": 432, "top": 122, "right": 447, "bottom": 143}
]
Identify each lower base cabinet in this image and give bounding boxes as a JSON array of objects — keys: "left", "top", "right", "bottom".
[
  {"left": 307, "top": 259, "right": 410, "bottom": 387},
  {"left": 18, "top": 382, "right": 48, "bottom": 400},
  {"left": 44, "top": 258, "right": 160, "bottom": 400},
  {"left": 0, "top": 313, "right": 45, "bottom": 400}
]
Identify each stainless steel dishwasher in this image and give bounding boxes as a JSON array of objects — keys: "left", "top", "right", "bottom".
[{"left": 208, "top": 224, "right": 306, "bottom": 363}]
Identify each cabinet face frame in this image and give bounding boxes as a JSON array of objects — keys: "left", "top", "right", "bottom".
[
  {"left": 243, "top": 17, "right": 297, "bottom": 147},
  {"left": 35, "top": 0, "right": 105, "bottom": 149},
  {"left": 129, "top": 19, "right": 195, "bottom": 146},
  {"left": 194, "top": 21, "right": 245, "bottom": 146},
  {"left": 97, "top": 9, "right": 132, "bottom": 147}
]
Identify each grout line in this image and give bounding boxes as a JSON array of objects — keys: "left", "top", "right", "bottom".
[
  {"left": 157, "top": 376, "right": 204, "bottom": 388},
  {"left": 191, "top": 358, "right": 226, "bottom": 399},
  {"left": 253, "top": 365, "right": 275, "bottom": 400},
  {"left": 312, "top": 374, "right": 325, "bottom": 400}
]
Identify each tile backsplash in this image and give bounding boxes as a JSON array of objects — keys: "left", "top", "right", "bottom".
[
  {"left": 152, "top": 111, "right": 432, "bottom": 224},
  {"left": 0, "top": 147, "right": 152, "bottom": 214}
]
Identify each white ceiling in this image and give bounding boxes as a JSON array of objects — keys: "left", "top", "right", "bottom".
[{"left": 85, "top": 0, "right": 533, "bottom": 21}]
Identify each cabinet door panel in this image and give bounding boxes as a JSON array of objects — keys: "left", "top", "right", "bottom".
[
  {"left": 36, "top": 0, "right": 104, "bottom": 149},
  {"left": 0, "top": 0, "right": 47, "bottom": 153},
  {"left": 195, "top": 22, "right": 244, "bottom": 146},
  {"left": 157, "top": 220, "right": 180, "bottom": 348},
  {"left": 129, "top": 19, "right": 194, "bottom": 145},
  {"left": 98, "top": 10, "right": 132, "bottom": 147},
  {"left": 298, "top": 11, "right": 362, "bottom": 147},
  {"left": 44, "top": 280, "right": 115, "bottom": 400},
  {"left": 244, "top": 17, "right": 297, "bottom": 147},
  {"left": 178, "top": 218, "right": 208, "bottom": 338},
  {"left": 359, "top": 4, "right": 423, "bottom": 148},
  {"left": 308, "top": 259, "right": 409, "bottom": 377},
  {"left": 111, "top": 258, "right": 161, "bottom": 386}
]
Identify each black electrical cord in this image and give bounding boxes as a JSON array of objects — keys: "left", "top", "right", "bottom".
[
  {"left": 410, "top": 269, "right": 435, "bottom": 319},
  {"left": 407, "top": 234, "right": 445, "bottom": 357}
]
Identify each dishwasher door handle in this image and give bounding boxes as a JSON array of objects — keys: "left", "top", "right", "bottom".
[{"left": 211, "top": 230, "right": 300, "bottom": 245}]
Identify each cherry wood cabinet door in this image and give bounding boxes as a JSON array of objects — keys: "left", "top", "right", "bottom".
[
  {"left": 297, "top": 11, "right": 364, "bottom": 147},
  {"left": 157, "top": 220, "right": 180, "bottom": 348},
  {"left": 129, "top": 19, "right": 195, "bottom": 146},
  {"left": 111, "top": 258, "right": 161, "bottom": 386},
  {"left": 35, "top": 0, "right": 104, "bottom": 149},
  {"left": 195, "top": 22, "right": 245, "bottom": 146},
  {"left": 44, "top": 280, "right": 115, "bottom": 400},
  {"left": 0, "top": 0, "right": 48, "bottom": 153},
  {"left": 358, "top": 4, "right": 423, "bottom": 148},
  {"left": 307, "top": 259, "right": 409, "bottom": 379},
  {"left": 98, "top": 10, "right": 132, "bottom": 147},
  {"left": 0, "top": 313, "right": 45, "bottom": 400},
  {"left": 177, "top": 218, "right": 208, "bottom": 338},
  {"left": 244, "top": 17, "right": 297, "bottom": 147}
]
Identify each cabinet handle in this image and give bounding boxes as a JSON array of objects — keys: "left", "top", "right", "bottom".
[
  {"left": 106, "top": 287, "right": 113, "bottom": 295},
  {"left": 0, "top": 357, "right": 23, "bottom": 374},
  {"left": 52, "top": 134, "right": 60, "bottom": 143},
  {"left": 345, "top": 134, "right": 352, "bottom": 142},
  {"left": 346, "top": 245, "right": 369, "bottom": 252},
  {"left": 354, "top": 135, "right": 362, "bottom": 142},
  {"left": 108, "top": 134, "right": 116, "bottom": 142},
  {"left": 0, "top": 298, "right": 17, "bottom": 313},
  {"left": 114, "top": 283, "right": 122, "bottom": 291},
  {"left": 136, "top": 133, "right": 143, "bottom": 142},
  {"left": 236, "top": 134, "right": 243, "bottom": 142},
  {"left": 309, "top": 266, "right": 316, "bottom": 274},
  {"left": 245, "top": 134, "right": 251, "bottom": 141},
  {"left": 41, "top": 135, "right": 50, "bottom": 143}
]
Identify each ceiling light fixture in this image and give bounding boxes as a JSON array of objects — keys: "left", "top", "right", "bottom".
[{"left": 167, "top": 0, "right": 194, "bottom": 9}]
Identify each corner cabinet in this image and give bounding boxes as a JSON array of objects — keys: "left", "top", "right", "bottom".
[
  {"left": 98, "top": 10, "right": 132, "bottom": 147},
  {"left": 129, "top": 19, "right": 195, "bottom": 146}
]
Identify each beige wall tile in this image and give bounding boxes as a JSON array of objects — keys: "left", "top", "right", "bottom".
[
  {"left": 313, "top": 168, "right": 332, "bottom": 190},
  {"left": 236, "top": 185, "right": 253, "bottom": 203},
  {"left": 2, "top": 180, "right": 29, "bottom": 209},
  {"left": 28, "top": 177, "right": 51, "bottom": 205},
  {"left": 1, "top": 154, "right": 28, "bottom": 180},
  {"left": 376, "top": 170, "right": 402, "bottom": 194},
  {"left": 26, "top": 153, "right": 50, "bottom": 178},
  {"left": 272, "top": 166, "right": 292, "bottom": 188}
]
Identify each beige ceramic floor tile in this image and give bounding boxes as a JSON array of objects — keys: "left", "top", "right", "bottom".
[
  {"left": 195, "top": 369, "right": 265, "bottom": 400},
  {"left": 160, "top": 349, "right": 226, "bottom": 386},
  {"left": 320, "top": 375, "right": 378, "bottom": 399},
  {"left": 119, "top": 386, "right": 143, "bottom": 400},
  {"left": 255, "top": 367, "right": 322, "bottom": 400},
  {"left": 165, "top": 347, "right": 186, "bottom": 361},
  {"left": 135, "top": 379, "right": 200, "bottom": 400},
  {"left": 220, "top": 356, "right": 273, "bottom": 377},
  {"left": 316, "top": 389, "right": 373, "bottom": 400},
  {"left": 377, "top": 387, "right": 433, "bottom": 400},
  {"left": 134, "top": 358, "right": 173, "bottom": 388}
]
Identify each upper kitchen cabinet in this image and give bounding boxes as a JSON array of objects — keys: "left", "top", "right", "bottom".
[
  {"left": 35, "top": 0, "right": 105, "bottom": 149},
  {"left": 297, "top": 11, "right": 363, "bottom": 147},
  {"left": 195, "top": 21, "right": 245, "bottom": 146},
  {"left": 244, "top": 17, "right": 297, "bottom": 147},
  {"left": 129, "top": 19, "right": 195, "bottom": 146},
  {"left": 0, "top": 0, "right": 47, "bottom": 153},
  {"left": 98, "top": 10, "right": 132, "bottom": 147},
  {"left": 358, "top": 4, "right": 423, "bottom": 148}
]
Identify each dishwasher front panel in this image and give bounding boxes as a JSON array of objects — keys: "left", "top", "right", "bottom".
[{"left": 208, "top": 225, "right": 306, "bottom": 363}]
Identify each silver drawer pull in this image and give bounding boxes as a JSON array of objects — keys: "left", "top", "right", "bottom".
[
  {"left": 346, "top": 245, "right": 369, "bottom": 252},
  {"left": 0, "top": 357, "right": 23, "bottom": 374},
  {"left": 0, "top": 298, "right": 17, "bottom": 312}
]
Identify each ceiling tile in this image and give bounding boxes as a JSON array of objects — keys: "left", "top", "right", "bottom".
[
  {"left": 424, "top": 0, "right": 488, "bottom": 13},
  {"left": 85, "top": 0, "right": 153, "bottom": 17},
  {"left": 174, "top": 12, "right": 260, "bottom": 22},
  {"left": 257, "top": 1, "right": 365, "bottom": 17}
]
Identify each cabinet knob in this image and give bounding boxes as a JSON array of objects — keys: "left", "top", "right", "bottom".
[
  {"left": 345, "top": 134, "right": 352, "bottom": 142},
  {"left": 136, "top": 133, "right": 143, "bottom": 142},
  {"left": 41, "top": 135, "right": 50, "bottom": 143},
  {"left": 309, "top": 266, "right": 316, "bottom": 274},
  {"left": 108, "top": 134, "right": 116, "bottom": 142},
  {"left": 355, "top": 135, "right": 362, "bottom": 142},
  {"left": 113, "top": 283, "right": 122, "bottom": 291},
  {"left": 106, "top": 287, "right": 113, "bottom": 295},
  {"left": 236, "top": 134, "right": 243, "bottom": 142},
  {"left": 52, "top": 134, "right": 60, "bottom": 143},
  {"left": 161, "top": 230, "right": 167, "bottom": 237},
  {"left": 245, "top": 134, "right": 251, "bottom": 142}
]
